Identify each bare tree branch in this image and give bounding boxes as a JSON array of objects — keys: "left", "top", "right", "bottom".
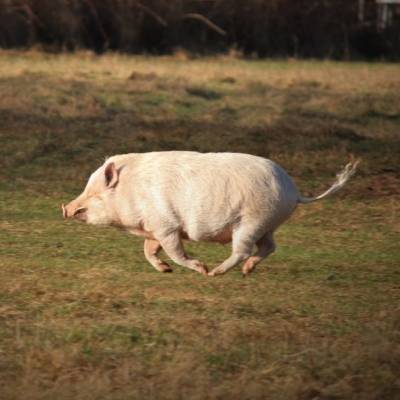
[
  {"left": 182, "top": 13, "right": 226, "bottom": 36},
  {"left": 10, "top": 2, "right": 45, "bottom": 28},
  {"left": 134, "top": 2, "right": 168, "bottom": 27}
]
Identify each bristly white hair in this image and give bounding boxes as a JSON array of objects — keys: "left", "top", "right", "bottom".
[{"left": 298, "top": 160, "right": 360, "bottom": 204}]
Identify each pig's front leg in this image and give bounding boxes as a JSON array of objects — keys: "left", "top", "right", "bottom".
[
  {"left": 143, "top": 239, "right": 173, "bottom": 273},
  {"left": 156, "top": 231, "right": 208, "bottom": 276}
]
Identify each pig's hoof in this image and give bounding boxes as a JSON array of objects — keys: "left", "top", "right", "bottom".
[
  {"left": 242, "top": 261, "right": 256, "bottom": 276},
  {"left": 198, "top": 264, "right": 208, "bottom": 276},
  {"left": 241, "top": 267, "right": 251, "bottom": 276},
  {"left": 158, "top": 263, "right": 173, "bottom": 273},
  {"left": 190, "top": 260, "right": 208, "bottom": 275},
  {"left": 208, "top": 268, "right": 223, "bottom": 277}
]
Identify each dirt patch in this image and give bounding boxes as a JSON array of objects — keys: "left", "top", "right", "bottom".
[
  {"left": 128, "top": 71, "right": 158, "bottom": 80},
  {"left": 366, "top": 173, "right": 400, "bottom": 197}
]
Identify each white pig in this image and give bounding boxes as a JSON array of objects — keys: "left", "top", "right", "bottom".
[{"left": 62, "top": 152, "right": 358, "bottom": 276}]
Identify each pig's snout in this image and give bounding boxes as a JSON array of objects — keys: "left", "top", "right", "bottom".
[
  {"left": 62, "top": 202, "right": 87, "bottom": 221},
  {"left": 62, "top": 203, "right": 68, "bottom": 219}
]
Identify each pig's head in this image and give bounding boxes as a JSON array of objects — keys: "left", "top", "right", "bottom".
[{"left": 62, "top": 162, "right": 120, "bottom": 226}]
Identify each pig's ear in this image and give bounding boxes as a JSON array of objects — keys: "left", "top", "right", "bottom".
[{"left": 104, "top": 162, "right": 119, "bottom": 188}]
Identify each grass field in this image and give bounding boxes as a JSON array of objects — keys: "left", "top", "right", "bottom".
[{"left": 0, "top": 51, "right": 399, "bottom": 400}]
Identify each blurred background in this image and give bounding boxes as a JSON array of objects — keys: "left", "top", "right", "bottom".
[{"left": 0, "top": 0, "right": 400, "bottom": 59}]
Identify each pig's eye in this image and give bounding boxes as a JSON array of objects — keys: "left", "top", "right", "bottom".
[{"left": 73, "top": 207, "right": 87, "bottom": 216}]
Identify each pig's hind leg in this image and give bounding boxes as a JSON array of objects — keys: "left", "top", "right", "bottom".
[
  {"left": 156, "top": 232, "right": 208, "bottom": 275},
  {"left": 208, "top": 224, "right": 260, "bottom": 276},
  {"left": 144, "top": 239, "right": 173, "bottom": 273},
  {"left": 241, "top": 232, "right": 275, "bottom": 275}
]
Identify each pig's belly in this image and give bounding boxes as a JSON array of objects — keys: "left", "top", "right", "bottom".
[
  {"left": 128, "top": 227, "right": 232, "bottom": 244},
  {"left": 128, "top": 228, "right": 156, "bottom": 239},
  {"left": 206, "top": 228, "right": 232, "bottom": 244},
  {"left": 181, "top": 226, "right": 232, "bottom": 244}
]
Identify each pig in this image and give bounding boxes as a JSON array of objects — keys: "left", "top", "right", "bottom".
[{"left": 62, "top": 152, "right": 358, "bottom": 276}]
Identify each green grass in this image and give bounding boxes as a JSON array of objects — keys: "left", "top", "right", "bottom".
[{"left": 0, "top": 51, "right": 399, "bottom": 400}]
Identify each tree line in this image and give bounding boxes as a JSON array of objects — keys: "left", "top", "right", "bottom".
[{"left": 0, "top": 0, "right": 399, "bottom": 59}]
